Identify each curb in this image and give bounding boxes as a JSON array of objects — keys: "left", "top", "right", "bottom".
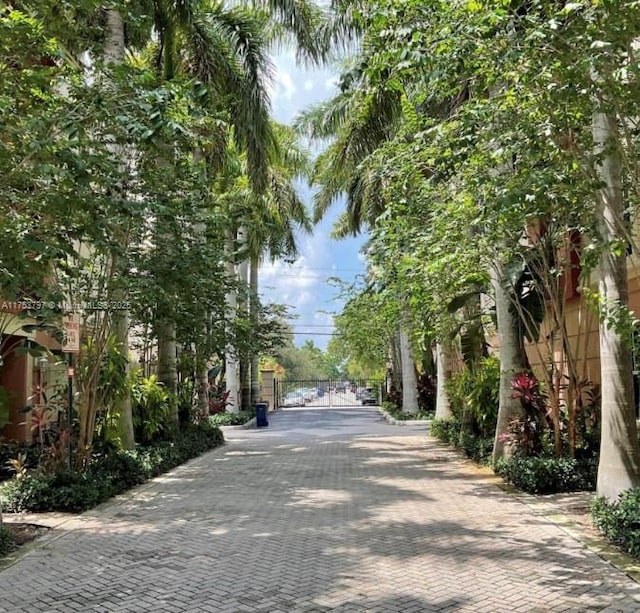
[
  {"left": 426, "top": 436, "right": 640, "bottom": 586},
  {"left": 378, "top": 406, "right": 432, "bottom": 427},
  {"left": 219, "top": 417, "right": 257, "bottom": 431}
]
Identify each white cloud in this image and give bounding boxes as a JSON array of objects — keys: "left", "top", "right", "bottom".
[{"left": 258, "top": 51, "right": 368, "bottom": 348}]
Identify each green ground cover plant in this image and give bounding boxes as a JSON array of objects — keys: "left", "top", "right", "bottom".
[
  {"left": 430, "top": 417, "right": 494, "bottom": 464},
  {"left": 0, "top": 422, "right": 224, "bottom": 513},
  {"left": 208, "top": 411, "right": 255, "bottom": 426},
  {"left": 592, "top": 489, "right": 640, "bottom": 559},
  {"left": 382, "top": 402, "right": 433, "bottom": 421},
  {"left": 495, "top": 457, "right": 597, "bottom": 494}
]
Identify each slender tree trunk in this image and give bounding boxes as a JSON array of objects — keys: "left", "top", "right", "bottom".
[
  {"left": 154, "top": 140, "right": 178, "bottom": 415},
  {"left": 389, "top": 334, "right": 402, "bottom": 396},
  {"left": 492, "top": 262, "right": 528, "bottom": 462},
  {"left": 250, "top": 255, "right": 260, "bottom": 407},
  {"left": 157, "top": 321, "right": 178, "bottom": 404},
  {"left": 197, "top": 348, "right": 209, "bottom": 417},
  {"left": 435, "top": 341, "right": 453, "bottom": 420},
  {"left": 113, "top": 308, "right": 135, "bottom": 448},
  {"left": 237, "top": 227, "right": 251, "bottom": 410},
  {"left": 399, "top": 325, "right": 419, "bottom": 413},
  {"left": 193, "top": 147, "right": 209, "bottom": 419},
  {"left": 105, "top": 9, "right": 135, "bottom": 447},
  {"left": 225, "top": 231, "right": 239, "bottom": 413},
  {"left": 104, "top": 9, "right": 125, "bottom": 64},
  {"left": 593, "top": 109, "right": 640, "bottom": 499}
]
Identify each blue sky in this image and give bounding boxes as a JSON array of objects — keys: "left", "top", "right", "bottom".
[{"left": 258, "top": 50, "right": 367, "bottom": 350}]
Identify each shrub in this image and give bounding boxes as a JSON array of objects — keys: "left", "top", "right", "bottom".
[
  {"left": 0, "top": 525, "right": 14, "bottom": 557},
  {"left": 457, "top": 431, "right": 495, "bottom": 464},
  {"left": 0, "top": 422, "right": 224, "bottom": 513},
  {"left": 131, "top": 374, "right": 177, "bottom": 444},
  {"left": 0, "top": 444, "right": 42, "bottom": 482},
  {"left": 591, "top": 489, "right": 640, "bottom": 559},
  {"left": 417, "top": 372, "right": 436, "bottom": 413},
  {"left": 208, "top": 411, "right": 254, "bottom": 426},
  {"left": 446, "top": 356, "right": 500, "bottom": 438},
  {"left": 495, "top": 456, "right": 597, "bottom": 494},
  {"left": 430, "top": 417, "right": 462, "bottom": 446},
  {"left": 382, "top": 402, "right": 433, "bottom": 421}
]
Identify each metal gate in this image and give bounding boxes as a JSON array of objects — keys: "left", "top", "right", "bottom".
[{"left": 275, "top": 379, "right": 384, "bottom": 409}]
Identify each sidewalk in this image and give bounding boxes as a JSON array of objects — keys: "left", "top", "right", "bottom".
[{"left": 1, "top": 407, "right": 639, "bottom": 612}]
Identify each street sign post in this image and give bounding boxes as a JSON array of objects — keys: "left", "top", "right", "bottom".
[{"left": 63, "top": 314, "right": 80, "bottom": 469}]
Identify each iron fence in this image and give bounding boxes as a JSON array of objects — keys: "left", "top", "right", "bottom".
[{"left": 275, "top": 379, "right": 384, "bottom": 409}]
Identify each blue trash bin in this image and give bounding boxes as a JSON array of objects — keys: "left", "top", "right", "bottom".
[{"left": 255, "top": 402, "right": 269, "bottom": 428}]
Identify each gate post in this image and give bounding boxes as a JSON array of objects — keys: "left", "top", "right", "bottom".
[{"left": 260, "top": 368, "right": 276, "bottom": 411}]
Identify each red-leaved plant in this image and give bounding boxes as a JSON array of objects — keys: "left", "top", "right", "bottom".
[{"left": 506, "top": 372, "right": 550, "bottom": 456}]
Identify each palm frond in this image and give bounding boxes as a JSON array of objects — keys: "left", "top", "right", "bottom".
[
  {"left": 294, "top": 91, "right": 353, "bottom": 139},
  {"left": 182, "top": 4, "right": 276, "bottom": 191},
  {"left": 250, "top": 0, "right": 330, "bottom": 64}
]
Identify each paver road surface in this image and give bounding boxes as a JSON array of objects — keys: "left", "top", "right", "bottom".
[{"left": 1, "top": 407, "right": 640, "bottom": 612}]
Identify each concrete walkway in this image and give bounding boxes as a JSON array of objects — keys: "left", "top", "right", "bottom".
[{"left": 1, "top": 407, "right": 639, "bottom": 612}]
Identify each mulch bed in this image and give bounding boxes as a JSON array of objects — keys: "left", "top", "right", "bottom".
[{"left": 1, "top": 523, "right": 50, "bottom": 557}]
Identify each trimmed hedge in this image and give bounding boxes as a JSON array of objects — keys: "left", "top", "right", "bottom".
[
  {"left": 382, "top": 403, "right": 433, "bottom": 421},
  {"left": 495, "top": 456, "right": 597, "bottom": 494},
  {"left": 592, "top": 489, "right": 640, "bottom": 559},
  {"left": 0, "top": 421, "right": 224, "bottom": 513},
  {"left": 208, "top": 411, "right": 254, "bottom": 426},
  {"left": 430, "top": 417, "right": 494, "bottom": 464},
  {"left": 430, "top": 417, "right": 462, "bottom": 445}
]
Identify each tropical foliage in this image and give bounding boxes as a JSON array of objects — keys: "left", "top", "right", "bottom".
[
  {"left": 296, "top": 0, "right": 640, "bottom": 500},
  {"left": 0, "top": 0, "right": 321, "bottom": 505}
]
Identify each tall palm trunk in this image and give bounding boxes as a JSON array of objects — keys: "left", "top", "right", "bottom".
[
  {"left": 104, "top": 9, "right": 125, "bottom": 63},
  {"left": 237, "top": 227, "right": 251, "bottom": 410},
  {"left": 105, "top": 9, "right": 135, "bottom": 448},
  {"left": 399, "top": 325, "right": 419, "bottom": 413},
  {"left": 224, "top": 231, "right": 239, "bottom": 413},
  {"left": 593, "top": 109, "right": 640, "bottom": 499},
  {"left": 155, "top": 163, "right": 178, "bottom": 412},
  {"left": 194, "top": 147, "right": 209, "bottom": 418},
  {"left": 435, "top": 341, "right": 453, "bottom": 420},
  {"left": 492, "top": 262, "right": 528, "bottom": 462},
  {"left": 389, "top": 334, "right": 402, "bottom": 395},
  {"left": 113, "top": 304, "right": 135, "bottom": 447},
  {"left": 196, "top": 337, "right": 209, "bottom": 417},
  {"left": 250, "top": 254, "right": 260, "bottom": 407}
]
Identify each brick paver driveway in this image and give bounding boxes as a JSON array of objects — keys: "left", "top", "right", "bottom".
[{"left": 2, "top": 407, "right": 640, "bottom": 612}]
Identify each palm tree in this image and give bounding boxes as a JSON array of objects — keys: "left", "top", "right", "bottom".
[
  {"left": 235, "top": 123, "right": 312, "bottom": 408},
  {"left": 141, "top": 1, "right": 277, "bottom": 406},
  {"left": 592, "top": 105, "right": 640, "bottom": 499},
  {"left": 295, "top": 63, "right": 424, "bottom": 412}
]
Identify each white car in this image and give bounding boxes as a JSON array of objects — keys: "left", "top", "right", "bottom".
[
  {"left": 282, "top": 391, "right": 305, "bottom": 407},
  {"left": 298, "top": 388, "right": 315, "bottom": 402}
]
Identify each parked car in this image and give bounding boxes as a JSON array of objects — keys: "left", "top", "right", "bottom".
[
  {"left": 360, "top": 387, "right": 377, "bottom": 405},
  {"left": 335, "top": 382, "right": 346, "bottom": 393},
  {"left": 282, "top": 391, "right": 305, "bottom": 407},
  {"left": 299, "top": 388, "right": 315, "bottom": 402},
  {"left": 355, "top": 386, "right": 366, "bottom": 400}
]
